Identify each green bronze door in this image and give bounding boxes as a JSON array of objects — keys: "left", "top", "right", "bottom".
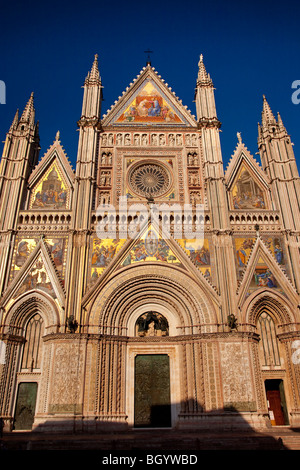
[
  {"left": 13, "top": 382, "right": 38, "bottom": 430},
  {"left": 134, "top": 354, "right": 171, "bottom": 428}
]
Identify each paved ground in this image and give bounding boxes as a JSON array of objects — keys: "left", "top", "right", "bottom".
[{"left": 1, "top": 427, "right": 300, "bottom": 451}]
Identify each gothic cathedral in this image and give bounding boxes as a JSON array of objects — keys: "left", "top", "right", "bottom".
[{"left": 0, "top": 54, "right": 300, "bottom": 433}]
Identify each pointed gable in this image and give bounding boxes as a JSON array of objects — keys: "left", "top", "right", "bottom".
[
  {"left": 237, "top": 237, "right": 297, "bottom": 305},
  {"left": 102, "top": 66, "right": 197, "bottom": 127},
  {"left": 28, "top": 133, "right": 74, "bottom": 210},
  {"left": 85, "top": 215, "right": 218, "bottom": 308},
  {"left": 1, "top": 238, "right": 66, "bottom": 308},
  {"left": 119, "top": 224, "right": 182, "bottom": 268},
  {"left": 10, "top": 235, "right": 68, "bottom": 283},
  {"left": 225, "top": 133, "right": 271, "bottom": 210}
]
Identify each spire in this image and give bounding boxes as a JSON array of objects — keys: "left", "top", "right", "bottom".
[
  {"left": 197, "top": 54, "right": 213, "bottom": 85},
  {"left": 85, "top": 54, "right": 101, "bottom": 85},
  {"left": 9, "top": 109, "right": 19, "bottom": 132},
  {"left": 277, "top": 112, "right": 287, "bottom": 134},
  {"left": 195, "top": 54, "right": 218, "bottom": 122},
  {"left": 19, "top": 92, "right": 35, "bottom": 126},
  {"left": 79, "top": 54, "right": 103, "bottom": 123},
  {"left": 261, "top": 95, "right": 276, "bottom": 126}
]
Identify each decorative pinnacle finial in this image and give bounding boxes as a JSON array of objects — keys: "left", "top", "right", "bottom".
[
  {"left": 19, "top": 92, "right": 35, "bottom": 124},
  {"left": 55, "top": 130, "right": 60, "bottom": 141},
  {"left": 262, "top": 94, "right": 276, "bottom": 126},
  {"left": 237, "top": 132, "right": 242, "bottom": 144},
  {"left": 197, "top": 53, "right": 212, "bottom": 85},
  {"left": 86, "top": 53, "right": 101, "bottom": 84}
]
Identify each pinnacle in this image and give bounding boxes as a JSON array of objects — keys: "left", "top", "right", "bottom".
[
  {"left": 277, "top": 111, "right": 287, "bottom": 134},
  {"left": 197, "top": 54, "right": 213, "bottom": 85},
  {"left": 262, "top": 95, "right": 276, "bottom": 125},
  {"left": 20, "top": 92, "right": 35, "bottom": 124},
  {"left": 9, "top": 109, "right": 19, "bottom": 131},
  {"left": 87, "top": 54, "right": 101, "bottom": 83}
]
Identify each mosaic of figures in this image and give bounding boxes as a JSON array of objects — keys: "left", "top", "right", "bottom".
[
  {"left": 30, "top": 163, "right": 69, "bottom": 210},
  {"left": 90, "top": 238, "right": 126, "bottom": 283},
  {"left": 234, "top": 236, "right": 289, "bottom": 298},
  {"left": 177, "top": 238, "right": 212, "bottom": 284},
  {"left": 235, "top": 236, "right": 288, "bottom": 277},
  {"left": 114, "top": 81, "right": 184, "bottom": 125},
  {"left": 101, "top": 132, "right": 198, "bottom": 147},
  {"left": 246, "top": 256, "right": 286, "bottom": 298},
  {"left": 89, "top": 233, "right": 213, "bottom": 286},
  {"left": 121, "top": 230, "right": 182, "bottom": 268},
  {"left": 231, "top": 166, "right": 267, "bottom": 210},
  {"left": 235, "top": 238, "right": 255, "bottom": 278},
  {"left": 89, "top": 230, "right": 183, "bottom": 285},
  {"left": 261, "top": 235, "right": 290, "bottom": 280},
  {"left": 16, "top": 255, "right": 56, "bottom": 298},
  {"left": 11, "top": 237, "right": 67, "bottom": 282}
]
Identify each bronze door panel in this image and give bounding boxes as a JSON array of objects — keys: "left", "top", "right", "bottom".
[{"left": 134, "top": 354, "right": 171, "bottom": 428}]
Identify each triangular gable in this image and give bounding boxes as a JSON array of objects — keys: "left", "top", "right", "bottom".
[
  {"left": 118, "top": 224, "right": 183, "bottom": 269},
  {"left": 225, "top": 136, "right": 271, "bottom": 210},
  {"left": 28, "top": 136, "right": 74, "bottom": 210},
  {"left": 83, "top": 217, "right": 218, "bottom": 307},
  {"left": 102, "top": 66, "right": 197, "bottom": 127},
  {"left": 88, "top": 221, "right": 184, "bottom": 288},
  {"left": 10, "top": 235, "right": 68, "bottom": 283},
  {"left": 237, "top": 238, "right": 297, "bottom": 305},
  {"left": 1, "top": 238, "right": 65, "bottom": 308}
]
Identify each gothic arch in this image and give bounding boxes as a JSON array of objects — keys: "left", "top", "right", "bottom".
[
  {"left": 4, "top": 291, "right": 61, "bottom": 336},
  {"left": 242, "top": 288, "right": 296, "bottom": 329},
  {"left": 86, "top": 264, "right": 218, "bottom": 335}
]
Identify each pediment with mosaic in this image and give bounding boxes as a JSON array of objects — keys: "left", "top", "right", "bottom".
[
  {"left": 30, "top": 162, "right": 70, "bottom": 210},
  {"left": 230, "top": 165, "right": 267, "bottom": 210},
  {"left": 113, "top": 80, "right": 190, "bottom": 126},
  {"left": 10, "top": 236, "right": 68, "bottom": 281}
]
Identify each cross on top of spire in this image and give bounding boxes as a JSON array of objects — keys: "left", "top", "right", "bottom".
[{"left": 144, "top": 49, "right": 153, "bottom": 66}]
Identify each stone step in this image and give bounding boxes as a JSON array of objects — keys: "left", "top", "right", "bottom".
[
  {"left": 279, "top": 435, "right": 300, "bottom": 450},
  {"left": 1, "top": 431, "right": 291, "bottom": 451}
]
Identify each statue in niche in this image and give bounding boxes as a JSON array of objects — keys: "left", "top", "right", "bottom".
[{"left": 136, "top": 311, "right": 169, "bottom": 337}]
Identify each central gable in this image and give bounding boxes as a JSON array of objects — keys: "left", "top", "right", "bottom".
[{"left": 102, "top": 66, "right": 196, "bottom": 127}]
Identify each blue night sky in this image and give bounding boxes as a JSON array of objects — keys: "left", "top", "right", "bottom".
[{"left": 0, "top": 0, "right": 299, "bottom": 170}]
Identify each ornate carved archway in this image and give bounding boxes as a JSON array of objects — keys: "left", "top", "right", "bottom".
[{"left": 86, "top": 264, "right": 218, "bottom": 335}]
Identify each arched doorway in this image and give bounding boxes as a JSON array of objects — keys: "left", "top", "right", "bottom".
[
  {"left": 87, "top": 264, "right": 218, "bottom": 429},
  {"left": 1, "top": 292, "right": 61, "bottom": 432},
  {"left": 134, "top": 312, "right": 171, "bottom": 428},
  {"left": 13, "top": 312, "right": 44, "bottom": 430},
  {"left": 245, "top": 292, "right": 294, "bottom": 427}
]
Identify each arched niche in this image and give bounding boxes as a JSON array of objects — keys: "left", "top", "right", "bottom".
[{"left": 135, "top": 311, "right": 169, "bottom": 337}]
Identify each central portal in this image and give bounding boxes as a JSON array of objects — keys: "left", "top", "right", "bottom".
[{"left": 134, "top": 354, "right": 171, "bottom": 428}]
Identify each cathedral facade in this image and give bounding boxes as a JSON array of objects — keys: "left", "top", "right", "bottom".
[{"left": 0, "top": 55, "right": 300, "bottom": 433}]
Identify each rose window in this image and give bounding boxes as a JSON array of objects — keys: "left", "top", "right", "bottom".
[{"left": 129, "top": 163, "right": 171, "bottom": 198}]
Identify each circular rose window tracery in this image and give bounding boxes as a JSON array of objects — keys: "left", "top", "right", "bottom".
[{"left": 129, "top": 162, "right": 171, "bottom": 198}]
